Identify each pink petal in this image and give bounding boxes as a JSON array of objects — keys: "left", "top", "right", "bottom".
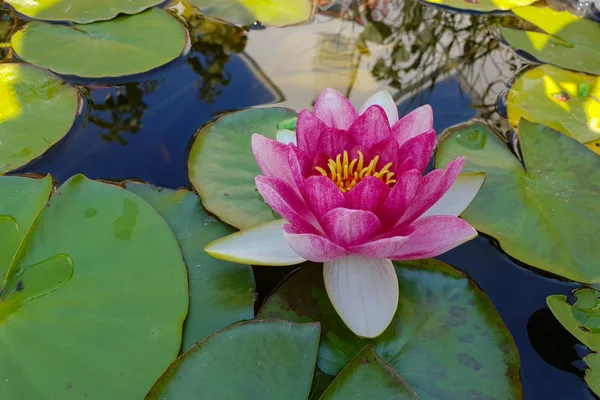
[
  {"left": 392, "top": 105, "right": 433, "bottom": 147},
  {"left": 317, "top": 128, "right": 357, "bottom": 158},
  {"left": 288, "top": 146, "right": 313, "bottom": 194},
  {"left": 349, "top": 233, "right": 411, "bottom": 259},
  {"left": 349, "top": 105, "right": 392, "bottom": 148},
  {"left": 397, "top": 130, "right": 436, "bottom": 174},
  {"left": 252, "top": 134, "right": 294, "bottom": 184},
  {"left": 296, "top": 109, "right": 328, "bottom": 153},
  {"left": 387, "top": 215, "right": 477, "bottom": 260},
  {"left": 304, "top": 175, "right": 347, "bottom": 219},
  {"left": 255, "top": 176, "right": 321, "bottom": 235},
  {"left": 358, "top": 91, "right": 399, "bottom": 125},
  {"left": 313, "top": 88, "right": 358, "bottom": 130},
  {"left": 345, "top": 176, "right": 390, "bottom": 213},
  {"left": 283, "top": 224, "right": 350, "bottom": 262},
  {"left": 322, "top": 207, "right": 381, "bottom": 247},
  {"left": 397, "top": 157, "right": 465, "bottom": 227},
  {"left": 378, "top": 169, "right": 422, "bottom": 227},
  {"left": 368, "top": 137, "right": 399, "bottom": 173}
]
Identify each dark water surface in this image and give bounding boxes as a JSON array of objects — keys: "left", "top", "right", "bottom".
[{"left": 2, "top": 0, "right": 595, "bottom": 398}]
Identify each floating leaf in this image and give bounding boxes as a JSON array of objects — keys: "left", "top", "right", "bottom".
[
  {"left": 508, "top": 64, "right": 600, "bottom": 155},
  {"left": 4, "top": 0, "right": 164, "bottom": 24},
  {"left": 320, "top": 345, "right": 420, "bottom": 400},
  {"left": 145, "top": 320, "right": 321, "bottom": 399},
  {"left": 0, "top": 175, "right": 188, "bottom": 399},
  {"left": 435, "top": 119, "right": 600, "bottom": 283},
  {"left": 188, "top": 107, "right": 297, "bottom": 229},
  {"left": 189, "top": 0, "right": 313, "bottom": 27},
  {"left": 0, "top": 64, "right": 79, "bottom": 174},
  {"left": 500, "top": 7, "right": 600, "bottom": 75},
  {"left": 258, "top": 260, "right": 521, "bottom": 400},
  {"left": 548, "top": 288, "right": 600, "bottom": 397},
  {"left": 125, "top": 182, "right": 256, "bottom": 351},
  {"left": 422, "top": 0, "right": 535, "bottom": 13},
  {"left": 11, "top": 9, "right": 188, "bottom": 78}
]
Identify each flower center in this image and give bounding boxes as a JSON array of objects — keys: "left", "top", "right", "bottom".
[{"left": 314, "top": 150, "right": 396, "bottom": 193}]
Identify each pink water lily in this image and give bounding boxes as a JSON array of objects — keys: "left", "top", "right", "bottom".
[{"left": 205, "top": 88, "right": 484, "bottom": 338}]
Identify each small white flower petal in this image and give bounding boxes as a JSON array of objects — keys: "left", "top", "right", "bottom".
[
  {"left": 276, "top": 129, "right": 297, "bottom": 145},
  {"left": 358, "top": 91, "right": 399, "bottom": 125},
  {"left": 422, "top": 172, "right": 486, "bottom": 218},
  {"left": 323, "top": 256, "right": 398, "bottom": 338},
  {"left": 205, "top": 219, "right": 306, "bottom": 266}
]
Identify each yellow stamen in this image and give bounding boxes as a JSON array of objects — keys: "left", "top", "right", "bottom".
[{"left": 314, "top": 151, "right": 396, "bottom": 193}]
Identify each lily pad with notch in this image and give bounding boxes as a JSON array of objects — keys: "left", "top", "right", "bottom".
[
  {"left": 0, "top": 174, "right": 188, "bottom": 400},
  {"left": 258, "top": 260, "right": 522, "bottom": 400},
  {"left": 435, "top": 119, "right": 600, "bottom": 283}
]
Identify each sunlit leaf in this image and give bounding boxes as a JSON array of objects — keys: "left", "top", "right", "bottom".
[
  {"left": 189, "top": 0, "right": 313, "bottom": 27},
  {"left": 4, "top": 0, "right": 164, "bottom": 23},
  {"left": 11, "top": 9, "right": 188, "bottom": 78},
  {"left": 0, "top": 64, "right": 79, "bottom": 174},
  {"left": 188, "top": 107, "right": 297, "bottom": 230},
  {"left": 145, "top": 320, "right": 320, "bottom": 399},
  {"left": 500, "top": 7, "right": 600, "bottom": 75},
  {"left": 435, "top": 119, "right": 600, "bottom": 283},
  {"left": 0, "top": 175, "right": 188, "bottom": 399},
  {"left": 422, "top": 0, "right": 535, "bottom": 13},
  {"left": 125, "top": 182, "right": 256, "bottom": 351},
  {"left": 258, "top": 260, "right": 521, "bottom": 400},
  {"left": 508, "top": 64, "right": 600, "bottom": 155}
]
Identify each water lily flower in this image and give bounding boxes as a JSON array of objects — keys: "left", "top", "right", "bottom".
[{"left": 205, "top": 88, "right": 485, "bottom": 338}]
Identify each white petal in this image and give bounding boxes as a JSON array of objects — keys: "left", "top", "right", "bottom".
[
  {"left": 422, "top": 173, "right": 486, "bottom": 218},
  {"left": 205, "top": 219, "right": 306, "bottom": 266},
  {"left": 276, "top": 129, "right": 297, "bottom": 145},
  {"left": 358, "top": 91, "right": 399, "bottom": 125},
  {"left": 323, "top": 256, "right": 398, "bottom": 338}
]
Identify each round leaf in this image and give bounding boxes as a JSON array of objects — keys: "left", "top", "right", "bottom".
[
  {"left": 11, "top": 9, "right": 188, "bottom": 78},
  {"left": 145, "top": 320, "right": 321, "bottom": 399},
  {"left": 0, "top": 64, "right": 79, "bottom": 174},
  {"left": 188, "top": 107, "right": 297, "bottom": 230},
  {"left": 422, "top": 0, "right": 534, "bottom": 13},
  {"left": 125, "top": 182, "right": 256, "bottom": 351},
  {"left": 508, "top": 64, "right": 600, "bottom": 155},
  {"left": 500, "top": 7, "right": 600, "bottom": 75},
  {"left": 258, "top": 260, "right": 521, "bottom": 400},
  {"left": 189, "top": 0, "right": 313, "bottom": 27},
  {"left": 320, "top": 345, "right": 420, "bottom": 400},
  {"left": 435, "top": 119, "right": 600, "bottom": 283},
  {"left": 4, "top": 0, "right": 164, "bottom": 23},
  {"left": 0, "top": 175, "right": 189, "bottom": 400}
]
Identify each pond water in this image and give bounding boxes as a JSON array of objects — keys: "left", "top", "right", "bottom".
[{"left": 1, "top": 0, "right": 597, "bottom": 398}]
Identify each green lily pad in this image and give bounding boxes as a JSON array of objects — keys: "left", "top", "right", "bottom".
[
  {"left": 508, "top": 64, "right": 600, "bottom": 155},
  {"left": 188, "top": 107, "right": 297, "bottom": 230},
  {"left": 0, "top": 174, "right": 188, "bottom": 400},
  {"left": 422, "top": 0, "right": 534, "bottom": 13},
  {"left": 500, "top": 7, "right": 600, "bottom": 75},
  {"left": 145, "top": 319, "right": 321, "bottom": 399},
  {"left": 11, "top": 9, "right": 188, "bottom": 78},
  {"left": 547, "top": 288, "right": 600, "bottom": 397},
  {"left": 258, "top": 260, "right": 521, "bottom": 400},
  {"left": 435, "top": 119, "right": 600, "bottom": 283},
  {"left": 309, "top": 370, "right": 335, "bottom": 400},
  {"left": 189, "top": 0, "right": 313, "bottom": 27},
  {"left": 125, "top": 182, "right": 256, "bottom": 351},
  {"left": 4, "top": 0, "right": 164, "bottom": 23},
  {"left": 320, "top": 345, "right": 420, "bottom": 400},
  {"left": 0, "top": 64, "right": 79, "bottom": 174}
]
